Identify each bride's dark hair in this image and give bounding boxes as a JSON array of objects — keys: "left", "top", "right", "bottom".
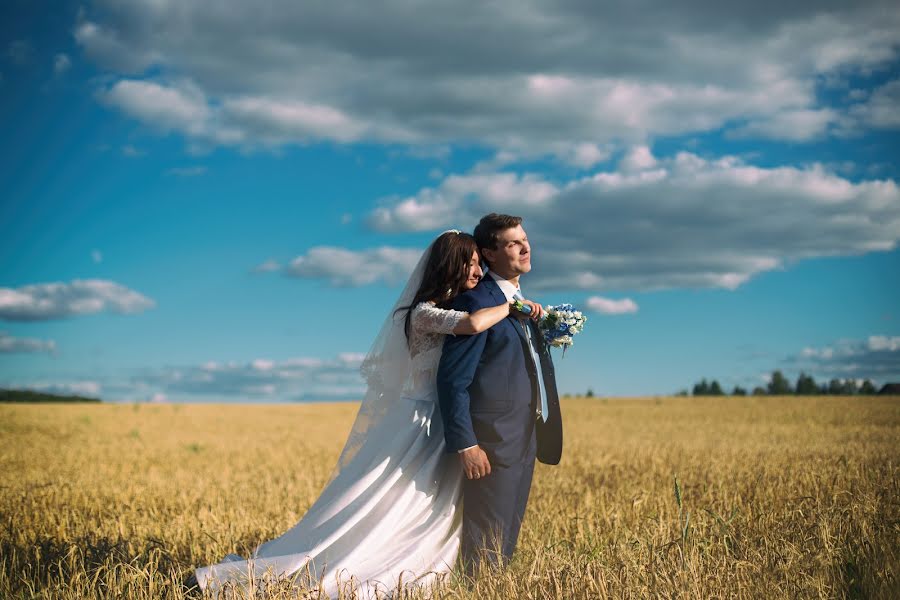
[{"left": 396, "top": 231, "right": 480, "bottom": 344}]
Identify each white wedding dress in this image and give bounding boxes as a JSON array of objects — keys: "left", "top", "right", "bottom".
[{"left": 194, "top": 301, "right": 467, "bottom": 598}]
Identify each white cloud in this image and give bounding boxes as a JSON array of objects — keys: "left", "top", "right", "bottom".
[
  {"left": 785, "top": 335, "right": 900, "bottom": 382},
  {"left": 619, "top": 145, "right": 657, "bottom": 172},
  {"left": 74, "top": 16, "right": 159, "bottom": 73},
  {"left": 74, "top": 2, "right": 900, "bottom": 154},
  {"left": 868, "top": 335, "right": 900, "bottom": 352},
  {"left": 366, "top": 149, "right": 900, "bottom": 291},
  {"left": 0, "top": 331, "right": 57, "bottom": 354},
  {"left": 100, "top": 79, "right": 211, "bottom": 136},
  {"left": 53, "top": 53, "right": 71, "bottom": 75},
  {"left": 586, "top": 296, "right": 639, "bottom": 315},
  {"left": 222, "top": 96, "right": 368, "bottom": 144},
  {"left": 91, "top": 249, "right": 103, "bottom": 263},
  {"left": 285, "top": 246, "right": 422, "bottom": 286},
  {"left": 729, "top": 108, "right": 837, "bottom": 141},
  {"left": 131, "top": 353, "right": 368, "bottom": 401},
  {"left": 847, "top": 79, "right": 900, "bottom": 129},
  {"left": 369, "top": 172, "right": 559, "bottom": 232},
  {"left": 0, "top": 279, "right": 156, "bottom": 321},
  {"left": 251, "top": 359, "right": 275, "bottom": 371}
]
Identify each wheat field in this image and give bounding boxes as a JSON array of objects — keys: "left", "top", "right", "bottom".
[{"left": 1, "top": 396, "right": 898, "bottom": 599}]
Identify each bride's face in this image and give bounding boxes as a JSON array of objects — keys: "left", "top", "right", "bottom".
[{"left": 464, "top": 250, "right": 483, "bottom": 290}]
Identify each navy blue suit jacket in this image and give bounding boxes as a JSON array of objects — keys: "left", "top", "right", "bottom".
[{"left": 436, "top": 276, "right": 563, "bottom": 467}]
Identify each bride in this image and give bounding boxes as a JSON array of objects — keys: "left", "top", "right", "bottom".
[{"left": 190, "top": 230, "right": 543, "bottom": 598}]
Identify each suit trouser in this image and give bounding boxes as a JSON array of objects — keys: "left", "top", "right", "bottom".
[{"left": 460, "top": 426, "right": 537, "bottom": 575}]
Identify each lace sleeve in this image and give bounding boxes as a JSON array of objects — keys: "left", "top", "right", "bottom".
[{"left": 411, "top": 302, "right": 467, "bottom": 336}]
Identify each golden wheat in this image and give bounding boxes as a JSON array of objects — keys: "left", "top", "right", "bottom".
[{"left": 1, "top": 396, "right": 898, "bottom": 599}]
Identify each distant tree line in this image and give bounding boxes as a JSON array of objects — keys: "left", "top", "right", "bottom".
[
  {"left": 685, "top": 370, "right": 886, "bottom": 397},
  {"left": 0, "top": 389, "right": 101, "bottom": 403}
]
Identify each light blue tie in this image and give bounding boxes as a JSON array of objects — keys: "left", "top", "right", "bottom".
[{"left": 514, "top": 292, "right": 549, "bottom": 422}]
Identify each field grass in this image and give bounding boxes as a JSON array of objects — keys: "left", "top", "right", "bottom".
[{"left": 1, "top": 396, "right": 898, "bottom": 599}]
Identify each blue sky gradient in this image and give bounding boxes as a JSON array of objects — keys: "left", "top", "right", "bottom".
[{"left": 2, "top": 1, "right": 899, "bottom": 400}]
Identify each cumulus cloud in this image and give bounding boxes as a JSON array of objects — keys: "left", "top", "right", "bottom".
[
  {"left": 846, "top": 79, "right": 900, "bottom": 130},
  {"left": 99, "top": 79, "right": 211, "bottom": 137},
  {"left": 74, "top": 16, "right": 159, "bottom": 73},
  {"left": 0, "top": 331, "right": 57, "bottom": 354},
  {"left": 285, "top": 246, "right": 422, "bottom": 286},
  {"left": 729, "top": 108, "right": 838, "bottom": 141},
  {"left": 586, "top": 296, "right": 639, "bottom": 315},
  {"left": 369, "top": 172, "right": 559, "bottom": 232},
  {"left": 619, "top": 145, "right": 657, "bottom": 172},
  {"left": 786, "top": 335, "right": 900, "bottom": 381},
  {"left": 0, "top": 279, "right": 156, "bottom": 321},
  {"left": 367, "top": 148, "right": 900, "bottom": 291},
  {"left": 73, "top": 1, "right": 900, "bottom": 155}
]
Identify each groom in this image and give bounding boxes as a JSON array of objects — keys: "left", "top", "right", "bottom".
[{"left": 437, "top": 213, "right": 563, "bottom": 574}]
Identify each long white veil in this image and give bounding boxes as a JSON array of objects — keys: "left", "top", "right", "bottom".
[{"left": 325, "top": 232, "right": 451, "bottom": 483}]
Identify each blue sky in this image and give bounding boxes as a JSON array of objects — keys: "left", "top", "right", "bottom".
[{"left": 2, "top": 1, "right": 899, "bottom": 401}]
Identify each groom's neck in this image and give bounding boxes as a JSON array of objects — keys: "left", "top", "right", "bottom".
[{"left": 489, "top": 266, "right": 520, "bottom": 287}]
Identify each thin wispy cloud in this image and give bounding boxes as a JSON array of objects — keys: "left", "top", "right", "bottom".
[
  {"left": 6, "top": 380, "right": 101, "bottom": 397},
  {"left": 53, "top": 53, "right": 71, "bottom": 75},
  {"left": 129, "top": 353, "right": 367, "bottom": 402},
  {"left": 121, "top": 144, "right": 144, "bottom": 157},
  {"left": 0, "top": 331, "right": 57, "bottom": 355},
  {"left": 251, "top": 259, "right": 281, "bottom": 274},
  {"left": 784, "top": 336, "right": 900, "bottom": 381}
]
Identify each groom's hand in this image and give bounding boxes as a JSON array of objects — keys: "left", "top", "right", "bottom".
[{"left": 460, "top": 446, "right": 491, "bottom": 480}]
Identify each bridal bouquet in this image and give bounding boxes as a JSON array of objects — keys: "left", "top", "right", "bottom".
[{"left": 538, "top": 303, "right": 587, "bottom": 356}]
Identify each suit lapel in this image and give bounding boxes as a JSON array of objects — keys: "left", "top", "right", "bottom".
[{"left": 481, "top": 276, "right": 528, "bottom": 345}]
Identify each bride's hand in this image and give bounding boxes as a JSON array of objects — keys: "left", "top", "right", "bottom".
[{"left": 513, "top": 299, "right": 544, "bottom": 321}]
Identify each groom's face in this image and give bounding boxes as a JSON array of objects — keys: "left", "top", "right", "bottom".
[{"left": 483, "top": 224, "right": 531, "bottom": 277}]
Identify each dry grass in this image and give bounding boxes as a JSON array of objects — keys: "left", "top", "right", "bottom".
[{"left": 1, "top": 396, "right": 898, "bottom": 599}]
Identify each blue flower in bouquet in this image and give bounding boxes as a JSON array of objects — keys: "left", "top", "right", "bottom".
[{"left": 538, "top": 304, "right": 587, "bottom": 356}]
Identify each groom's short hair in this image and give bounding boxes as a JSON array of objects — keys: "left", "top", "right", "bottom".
[{"left": 474, "top": 213, "right": 523, "bottom": 262}]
